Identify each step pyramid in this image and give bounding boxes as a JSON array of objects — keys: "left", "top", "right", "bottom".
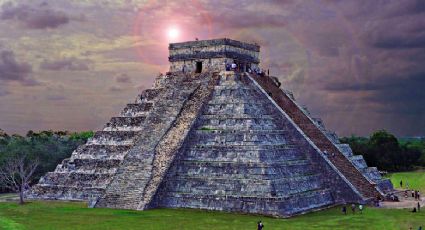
[{"left": 28, "top": 39, "right": 393, "bottom": 217}]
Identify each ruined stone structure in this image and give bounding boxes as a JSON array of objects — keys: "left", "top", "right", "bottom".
[
  {"left": 169, "top": 38, "right": 259, "bottom": 73},
  {"left": 28, "top": 38, "right": 393, "bottom": 217}
]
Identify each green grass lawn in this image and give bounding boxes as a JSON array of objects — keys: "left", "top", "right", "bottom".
[
  {"left": 1, "top": 171, "right": 424, "bottom": 230},
  {"left": 0, "top": 201, "right": 424, "bottom": 230},
  {"left": 387, "top": 170, "right": 425, "bottom": 192}
]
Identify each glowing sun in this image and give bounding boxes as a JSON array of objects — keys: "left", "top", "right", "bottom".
[{"left": 166, "top": 26, "right": 180, "bottom": 41}]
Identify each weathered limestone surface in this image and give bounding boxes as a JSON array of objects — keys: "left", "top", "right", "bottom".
[
  {"left": 29, "top": 38, "right": 393, "bottom": 217},
  {"left": 169, "top": 38, "right": 260, "bottom": 73},
  {"left": 27, "top": 82, "right": 163, "bottom": 200},
  {"left": 93, "top": 72, "right": 217, "bottom": 209},
  {"left": 151, "top": 72, "right": 362, "bottom": 217}
]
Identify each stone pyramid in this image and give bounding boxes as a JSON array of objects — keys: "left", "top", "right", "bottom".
[{"left": 28, "top": 38, "right": 393, "bottom": 217}]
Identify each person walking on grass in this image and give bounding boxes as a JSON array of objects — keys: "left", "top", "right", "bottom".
[
  {"left": 400, "top": 180, "right": 403, "bottom": 188},
  {"left": 359, "top": 204, "right": 363, "bottom": 214},
  {"left": 351, "top": 204, "right": 356, "bottom": 214},
  {"left": 257, "top": 220, "right": 264, "bottom": 230},
  {"left": 342, "top": 205, "right": 347, "bottom": 215}
]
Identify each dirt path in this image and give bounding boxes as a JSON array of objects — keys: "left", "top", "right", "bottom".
[{"left": 381, "top": 189, "right": 424, "bottom": 210}]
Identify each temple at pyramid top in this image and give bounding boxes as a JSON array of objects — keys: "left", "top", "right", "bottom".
[{"left": 169, "top": 38, "right": 260, "bottom": 73}]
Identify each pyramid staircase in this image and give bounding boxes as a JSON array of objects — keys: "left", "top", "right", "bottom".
[{"left": 248, "top": 73, "right": 384, "bottom": 200}]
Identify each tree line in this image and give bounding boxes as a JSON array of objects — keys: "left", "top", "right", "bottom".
[
  {"left": 0, "top": 130, "right": 94, "bottom": 195},
  {"left": 340, "top": 130, "right": 425, "bottom": 172},
  {"left": 1, "top": 129, "right": 424, "bottom": 198}
]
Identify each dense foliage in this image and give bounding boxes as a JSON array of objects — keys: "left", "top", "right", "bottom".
[
  {"left": 0, "top": 130, "right": 94, "bottom": 192},
  {"left": 340, "top": 130, "right": 425, "bottom": 172}
]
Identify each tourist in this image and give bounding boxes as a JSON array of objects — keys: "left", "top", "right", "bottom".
[
  {"left": 418, "top": 191, "right": 421, "bottom": 200},
  {"left": 231, "top": 63, "right": 237, "bottom": 71},
  {"left": 405, "top": 190, "right": 409, "bottom": 198},
  {"left": 412, "top": 207, "right": 417, "bottom": 213},
  {"left": 412, "top": 190, "right": 415, "bottom": 198},
  {"left": 342, "top": 205, "right": 347, "bottom": 215},
  {"left": 418, "top": 226, "right": 423, "bottom": 230},
  {"left": 359, "top": 204, "right": 363, "bottom": 214},
  {"left": 418, "top": 202, "right": 421, "bottom": 212},
  {"left": 257, "top": 220, "right": 264, "bottom": 230},
  {"left": 400, "top": 180, "right": 403, "bottom": 188},
  {"left": 351, "top": 204, "right": 356, "bottom": 214}
]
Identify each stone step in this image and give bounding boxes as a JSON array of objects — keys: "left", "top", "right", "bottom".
[
  {"left": 121, "top": 103, "right": 153, "bottom": 117},
  {"left": 190, "top": 143, "right": 304, "bottom": 151},
  {"left": 172, "top": 161, "right": 316, "bottom": 177},
  {"left": 106, "top": 117, "right": 146, "bottom": 128},
  {"left": 199, "top": 118, "right": 279, "bottom": 130},
  {"left": 184, "top": 148, "right": 306, "bottom": 162}
]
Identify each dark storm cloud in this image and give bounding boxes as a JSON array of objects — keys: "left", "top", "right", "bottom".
[
  {"left": 367, "top": 72, "right": 425, "bottom": 114},
  {"left": 0, "top": 2, "right": 69, "bottom": 29},
  {"left": 0, "top": 49, "right": 37, "bottom": 85},
  {"left": 115, "top": 74, "right": 132, "bottom": 84},
  {"left": 40, "top": 58, "right": 91, "bottom": 71},
  {"left": 368, "top": 19, "right": 425, "bottom": 49}
]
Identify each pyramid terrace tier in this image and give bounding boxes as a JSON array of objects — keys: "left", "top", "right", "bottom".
[
  {"left": 169, "top": 160, "right": 318, "bottom": 179},
  {"left": 28, "top": 185, "right": 105, "bottom": 201},
  {"left": 39, "top": 172, "right": 112, "bottom": 188},
  {"left": 88, "top": 131, "right": 140, "bottom": 145},
  {"left": 55, "top": 158, "right": 122, "bottom": 173},
  {"left": 184, "top": 146, "right": 307, "bottom": 162},
  {"left": 160, "top": 174, "right": 325, "bottom": 197},
  {"left": 120, "top": 103, "right": 153, "bottom": 117},
  {"left": 105, "top": 117, "right": 146, "bottom": 129},
  {"left": 155, "top": 189, "right": 334, "bottom": 217},
  {"left": 71, "top": 144, "right": 132, "bottom": 160}
]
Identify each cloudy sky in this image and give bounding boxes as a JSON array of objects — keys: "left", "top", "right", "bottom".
[{"left": 0, "top": 0, "right": 424, "bottom": 137}]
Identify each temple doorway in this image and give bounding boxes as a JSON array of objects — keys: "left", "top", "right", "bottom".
[{"left": 196, "top": 61, "right": 202, "bottom": 73}]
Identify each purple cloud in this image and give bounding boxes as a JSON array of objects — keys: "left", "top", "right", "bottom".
[
  {"left": 40, "top": 58, "right": 90, "bottom": 71},
  {"left": 1, "top": 2, "right": 70, "bottom": 29},
  {"left": 0, "top": 49, "right": 38, "bottom": 85}
]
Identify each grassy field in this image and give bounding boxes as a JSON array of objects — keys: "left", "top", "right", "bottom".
[
  {"left": 0, "top": 171, "right": 424, "bottom": 230},
  {"left": 386, "top": 170, "right": 425, "bottom": 192},
  {"left": 0, "top": 201, "right": 424, "bottom": 230}
]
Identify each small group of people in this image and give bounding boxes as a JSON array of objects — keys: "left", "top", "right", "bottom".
[
  {"left": 341, "top": 203, "right": 363, "bottom": 215},
  {"left": 404, "top": 190, "right": 421, "bottom": 200},
  {"left": 225, "top": 62, "right": 239, "bottom": 72},
  {"left": 224, "top": 61, "right": 269, "bottom": 76}
]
